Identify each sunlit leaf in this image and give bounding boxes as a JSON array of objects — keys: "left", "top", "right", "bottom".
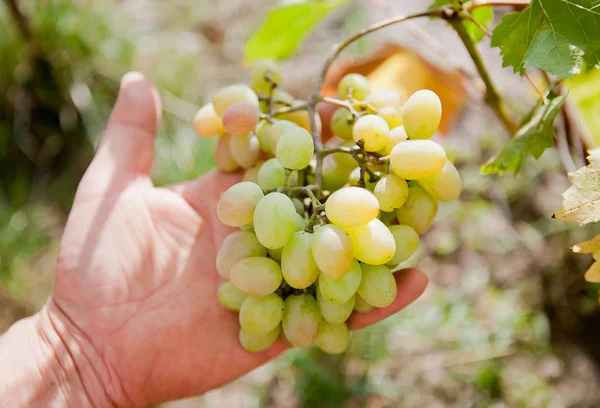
[{"left": 584, "top": 261, "right": 600, "bottom": 282}]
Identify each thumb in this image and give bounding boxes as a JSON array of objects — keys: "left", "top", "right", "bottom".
[{"left": 77, "top": 72, "right": 162, "bottom": 199}]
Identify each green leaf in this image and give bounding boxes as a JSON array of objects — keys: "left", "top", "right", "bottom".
[
  {"left": 244, "top": 0, "right": 349, "bottom": 63},
  {"left": 564, "top": 67, "right": 600, "bottom": 146},
  {"left": 491, "top": 0, "right": 600, "bottom": 79},
  {"left": 481, "top": 94, "right": 566, "bottom": 175},
  {"left": 554, "top": 147, "right": 600, "bottom": 224},
  {"left": 464, "top": 7, "right": 493, "bottom": 43}
]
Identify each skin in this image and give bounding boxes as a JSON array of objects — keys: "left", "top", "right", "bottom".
[{"left": 0, "top": 73, "right": 429, "bottom": 408}]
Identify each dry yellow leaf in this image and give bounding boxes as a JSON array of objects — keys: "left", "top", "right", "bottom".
[{"left": 584, "top": 261, "right": 600, "bottom": 283}]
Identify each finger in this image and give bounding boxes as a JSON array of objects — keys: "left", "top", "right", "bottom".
[
  {"left": 347, "top": 268, "right": 428, "bottom": 331},
  {"left": 77, "top": 72, "right": 162, "bottom": 199}
]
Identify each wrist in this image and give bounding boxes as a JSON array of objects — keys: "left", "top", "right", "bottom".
[{"left": 0, "top": 300, "right": 116, "bottom": 407}]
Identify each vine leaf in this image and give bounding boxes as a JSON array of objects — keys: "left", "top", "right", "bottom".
[
  {"left": 491, "top": 0, "right": 600, "bottom": 79},
  {"left": 554, "top": 148, "right": 600, "bottom": 224},
  {"left": 585, "top": 262, "right": 600, "bottom": 282},
  {"left": 481, "top": 94, "right": 566, "bottom": 175},
  {"left": 572, "top": 234, "right": 600, "bottom": 253},
  {"left": 244, "top": 0, "right": 349, "bottom": 63}
]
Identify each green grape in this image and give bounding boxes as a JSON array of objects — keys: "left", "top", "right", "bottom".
[
  {"left": 387, "top": 225, "right": 419, "bottom": 266},
  {"left": 239, "top": 326, "right": 280, "bottom": 353},
  {"left": 292, "top": 198, "right": 305, "bottom": 216},
  {"left": 312, "top": 224, "right": 354, "bottom": 279},
  {"left": 381, "top": 126, "right": 408, "bottom": 155},
  {"left": 347, "top": 167, "right": 376, "bottom": 190},
  {"left": 322, "top": 157, "right": 353, "bottom": 192},
  {"left": 222, "top": 102, "right": 260, "bottom": 136},
  {"left": 281, "top": 231, "right": 320, "bottom": 289},
  {"left": 276, "top": 127, "right": 314, "bottom": 170},
  {"left": 269, "top": 120, "right": 298, "bottom": 152},
  {"left": 443, "top": 145, "right": 456, "bottom": 164},
  {"left": 418, "top": 159, "right": 461, "bottom": 202},
  {"left": 353, "top": 114, "right": 390, "bottom": 152},
  {"left": 217, "top": 281, "right": 247, "bottom": 312},
  {"left": 378, "top": 106, "right": 403, "bottom": 129},
  {"left": 240, "top": 222, "right": 254, "bottom": 231},
  {"left": 331, "top": 108, "right": 356, "bottom": 140},
  {"left": 345, "top": 219, "right": 396, "bottom": 265},
  {"left": 251, "top": 60, "right": 281, "bottom": 94},
  {"left": 325, "top": 187, "right": 380, "bottom": 227},
  {"left": 338, "top": 73, "right": 370, "bottom": 100},
  {"left": 396, "top": 185, "right": 438, "bottom": 234},
  {"left": 230, "top": 257, "right": 282, "bottom": 296},
  {"left": 314, "top": 320, "right": 350, "bottom": 354},
  {"left": 239, "top": 293, "right": 285, "bottom": 334},
  {"left": 217, "top": 181, "right": 264, "bottom": 227},
  {"left": 365, "top": 89, "right": 402, "bottom": 108},
  {"left": 402, "top": 89, "right": 442, "bottom": 140},
  {"left": 294, "top": 213, "right": 306, "bottom": 232},
  {"left": 275, "top": 103, "right": 321, "bottom": 134},
  {"left": 373, "top": 174, "right": 409, "bottom": 212},
  {"left": 216, "top": 231, "right": 266, "bottom": 278},
  {"left": 354, "top": 293, "right": 375, "bottom": 313},
  {"left": 229, "top": 132, "right": 260, "bottom": 169},
  {"left": 282, "top": 294, "right": 320, "bottom": 347},
  {"left": 332, "top": 141, "right": 357, "bottom": 168},
  {"left": 267, "top": 246, "right": 282, "bottom": 261},
  {"left": 214, "top": 134, "right": 241, "bottom": 172},
  {"left": 254, "top": 192, "right": 297, "bottom": 249},
  {"left": 212, "top": 84, "right": 259, "bottom": 117},
  {"left": 194, "top": 103, "right": 224, "bottom": 137},
  {"left": 257, "top": 158, "right": 285, "bottom": 190},
  {"left": 319, "top": 259, "right": 362, "bottom": 304},
  {"left": 358, "top": 264, "right": 397, "bottom": 308},
  {"left": 317, "top": 290, "right": 355, "bottom": 324},
  {"left": 390, "top": 140, "right": 446, "bottom": 180},
  {"left": 243, "top": 160, "right": 265, "bottom": 183},
  {"left": 255, "top": 120, "right": 274, "bottom": 154},
  {"left": 378, "top": 210, "right": 397, "bottom": 225}
]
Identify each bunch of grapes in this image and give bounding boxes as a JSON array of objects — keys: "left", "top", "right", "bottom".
[{"left": 193, "top": 61, "right": 461, "bottom": 354}]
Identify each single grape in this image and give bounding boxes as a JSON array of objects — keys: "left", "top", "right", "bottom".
[
  {"left": 255, "top": 120, "right": 274, "bottom": 155},
  {"left": 387, "top": 225, "right": 419, "bottom": 266},
  {"left": 257, "top": 158, "right": 285, "bottom": 190},
  {"left": 345, "top": 218, "right": 396, "bottom": 265},
  {"left": 214, "top": 134, "right": 241, "bottom": 172},
  {"left": 251, "top": 60, "right": 282, "bottom": 94},
  {"left": 347, "top": 167, "right": 377, "bottom": 190},
  {"left": 230, "top": 257, "right": 282, "bottom": 296},
  {"left": 217, "top": 282, "right": 247, "bottom": 312},
  {"left": 281, "top": 231, "right": 320, "bottom": 289},
  {"left": 276, "top": 127, "right": 314, "bottom": 170},
  {"left": 390, "top": 140, "right": 446, "bottom": 180},
  {"left": 314, "top": 320, "right": 350, "bottom": 354},
  {"left": 396, "top": 185, "right": 438, "bottom": 234},
  {"left": 254, "top": 192, "right": 297, "bottom": 249},
  {"left": 319, "top": 259, "right": 362, "bottom": 304},
  {"left": 378, "top": 106, "right": 403, "bottom": 129},
  {"left": 332, "top": 141, "right": 358, "bottom": 169},
  {"left": 212, "top": 84, "right": 259, "bottom": 117},
  {"left": 217, "top": 181, "right": 264, "bottom": 227},
  {"left": 418, "top": 159, "right": 462, "bottom": 202},
  {"left": 322, "top": 157, "right": 353, "bottom": 192},
  {"left": 216, "top": 231, "right": 266, "bottom": 278},
  {"left": 317, "top": 290, "right": 355, "bottom": 325},
  {"left": 239, "top": 293, "right": 285, "bottom": 334},
  {"left": 381, "top": 126, "right": 408, "bottom": 155},
  {"left": 325, "top": 187, "right": 379, "bottom": 227},
  {"left": 365, "top": 89, "right": 402, "bottom": 108},
  {"left": 229, "top": 132, "right": 260, "bottom": 169},
  {"left": 354, "top": 293, "right": 375, "bottom": 313},
  {"left": 358, "top": 264, "right": 397, "bottom": 308},
  {"left": 268, "top": 120, "right": 298, "bottom": 152},
  {"left": 352, "top": 114, "right": 390, "bottom": 152},
  {"left": 402, "top": 89, "right": 442, "bottom": 140},
  {"left": 282, "top": 294, "right": 320, "bottom": 348},
  {"left": 331, "top": 108, "right": 356, "bottom": 140},
  {"left": 373, "top": 174, "right": 409, "bottom": 212},
  {"left": 294, "top": 212, "right": 306, "bottom": 232},
  {"left": 312, "top": 224, "right": 354, "bottom": 279},
  {"left": 222, "top": 102, "right": 260, "bottom": 137},
  {"left": 243, "top": 160, "right": 265, "bottom": 183},
  {"left": 194, "top": 103, "right": 225, "bottom": 136},
  {"left": 292, "top": 197, "right": 305, "bottom": 216},
  {"left": 338, "top": 73, "right": 370, "bottom": 100},
  {"left": 239, "top": 325, "right": 280, "bottom": 353}
]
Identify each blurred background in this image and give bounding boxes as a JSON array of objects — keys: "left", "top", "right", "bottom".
[{"left": 2, "top": 0, "right": 600, "bottom": 407}]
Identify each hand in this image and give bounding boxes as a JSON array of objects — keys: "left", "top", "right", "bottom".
[{"left": 4, "top": 73, "right": 429, "bottom": 407}]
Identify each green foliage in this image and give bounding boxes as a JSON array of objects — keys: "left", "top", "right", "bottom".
[
  {"left": 429, "top": 1, "right": 493, "bottom": 43},
  {"left": 244, "top": 0, "right": 349, "bottom": 63},
  {"left": 481, "top": 94, "right": 566, "bottom": 175},
  {"left": 491, "top": 0, "right": 600, "bottom": 79},
  {"left": 565, "top": 67, "right": 600, "bottom": 146}
]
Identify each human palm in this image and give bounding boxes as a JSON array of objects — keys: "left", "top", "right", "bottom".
[{"left": 48, "top": 73, "right": 428, "bottom": 407}]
